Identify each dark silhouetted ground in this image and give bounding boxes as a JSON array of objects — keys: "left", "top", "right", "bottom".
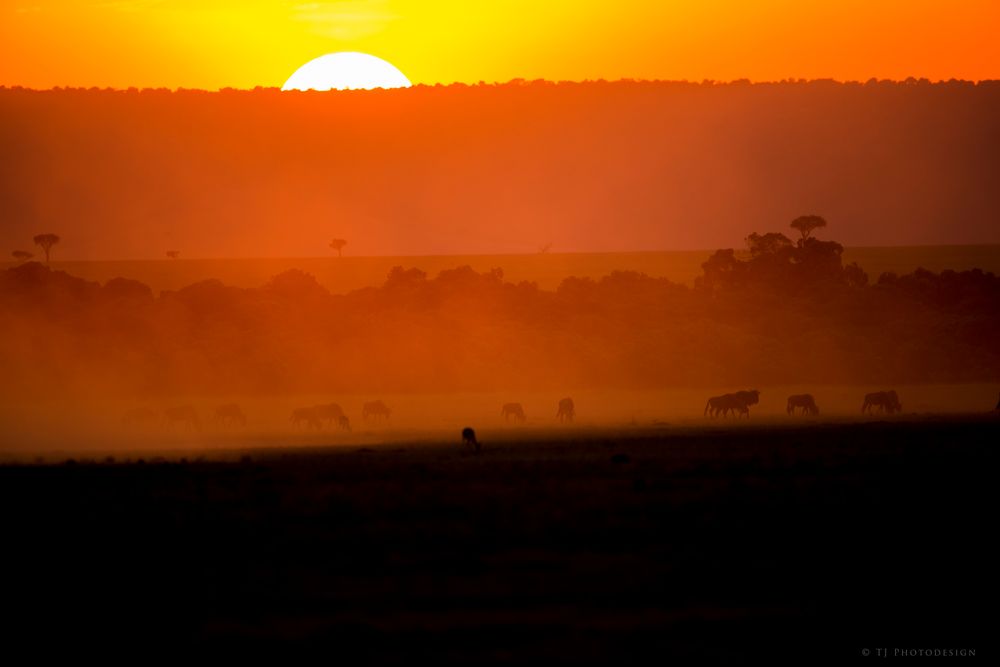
[{"left": 2, "top": 418, "right": 994, "bottom": 660}]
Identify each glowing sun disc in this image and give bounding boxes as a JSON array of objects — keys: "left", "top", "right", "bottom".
[{"left": 282, "top": 52, "right": 412, "bottom": 91}]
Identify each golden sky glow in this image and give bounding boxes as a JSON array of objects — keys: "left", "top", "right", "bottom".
[{"left": 1, "top": 0, "right": 998, "bottom": 89}]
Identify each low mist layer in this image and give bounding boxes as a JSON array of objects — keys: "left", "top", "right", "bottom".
[{"left": 3, "top": 227, "right": 998, "bottom": 404}]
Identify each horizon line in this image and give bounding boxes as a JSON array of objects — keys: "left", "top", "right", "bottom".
[{"left": 2, "top": 77, "right": 999, "bottom": 94}]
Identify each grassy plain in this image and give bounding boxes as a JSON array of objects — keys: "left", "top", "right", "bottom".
[
  {"left": 1, "top": 418, "right": 993, "bottom": 658},
  {"left": 1, "top": 384, "right": 997, "bottom": 458}
]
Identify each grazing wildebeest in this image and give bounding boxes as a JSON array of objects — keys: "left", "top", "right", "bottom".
[
  {"left": 314, "top": 402, "right": 346, "bottom": 427},
  {"left": 290, "top": 406, "right": 322, "bottom": 430},
  {"left": 213, "top": 403, "right": 247, "bottom": 427},
  {"left": 337, "top": 415, "right": 352, "bottom": 432},
  {"left": 163, "top": 405, "right": 201, "bottom": 430},
  {"left": 704, "top": 390, "right": 760, "bottom": 418},
  {"left": 121, "top": 407, "right": 159, "bottom": 426},
  {"left": 363, "top": 400, "right": 392, "bottom": 423},
  {"left": 862, "top": 390, "right": 902, "bottom": 415},
  {"left": 557, "top": 397, "right": 576, "bottom": 423},
  {"left": 787, "top": 394, "right": 819, "bottom": 416},
  {"left": 462, "top": 427, "right": 480, "bottom": 453},
  {"left": 501, "top": 402, "right": 527, "bottom": 424}
]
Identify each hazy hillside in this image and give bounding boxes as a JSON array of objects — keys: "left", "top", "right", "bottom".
[{"left": 2, "top": 79, "right": 999, "bottom": 260}]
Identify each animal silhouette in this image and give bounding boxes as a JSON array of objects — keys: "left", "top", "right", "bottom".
[
  {"left": 363, "top": 400, "right": 392, "bottom": 423},
  {"left": 121, "top": 407, "right": 159, "bottom": 426},
  {"left": 704, "top": 395, "right": 729, "bottom": 417},
  {"left": 787, "top": 394, "right": 819, "bottom": 416},
  {"left": 163, "top": 405, "right": 200, "bottom": 430},
  {"left": 462, "top": 427, "right": 480, "bottom": 453},
  {"left": 314, "top": 402, "right": 346, "bottom": 427},
  {"left": 290, "top": 406, "right": 322, "bottom": 429},
  {"left": 557, "top": 397, "right": 576, "bottom": 423},
  {"left": 702, "top": 394, "right": 750, "bottom": 418},
  {"left": 213, "top": 403, "right": 247, "bottom": 427},
  {"left": 501, "top": 402, "right": 526, "bottom": 423},
  {"left": 704, "top": 390, "right": 760, "bottom": 418},
  {"left": 337, "top": 415, "right": 352, "bottom": 432},
  {"left": 862, "top": 390, "right": 902, "bottom": 415}
]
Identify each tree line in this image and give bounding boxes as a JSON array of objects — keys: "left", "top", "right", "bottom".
[{"left": 1, "top": 221, "right": 998, "bottom": 398}]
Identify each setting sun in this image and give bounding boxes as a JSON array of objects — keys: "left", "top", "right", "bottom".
[{"left": 282, "top": 52, "right": 412, "bottom": 91}]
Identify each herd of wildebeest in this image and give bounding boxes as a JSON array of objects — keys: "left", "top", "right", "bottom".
[
  {"left": 703, "top": 388, "right": 905, "bottom": 418},
  {"left": 120, "top": 397, "right": 576, "bottom": 432},
  {"left": 119, "top": 390, "right": 1000, "bottom": 449}
]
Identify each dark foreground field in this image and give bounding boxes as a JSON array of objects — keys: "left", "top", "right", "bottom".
[{"left": 2, "top": 419, "right": 995, "bottom": 661}]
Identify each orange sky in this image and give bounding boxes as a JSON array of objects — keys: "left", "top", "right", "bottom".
[{"left": 1, "top": 1, "right": 998, "bottom": 89}]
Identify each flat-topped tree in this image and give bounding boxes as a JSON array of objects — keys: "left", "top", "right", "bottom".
[
  {"left": 32, "top": 234, "right": 60, "bottom": 265},
  {"left": 12, "top": 250, "right": 34, "bottom": 263},
  {"left": 790, "top": 215, "right": 827, "bottom": 241},
  {"left": 329, "top": 239, "right": 347, "bottom": 257},
  {"left": 166, "top": 250, "right": 180, "bottom": 259}
]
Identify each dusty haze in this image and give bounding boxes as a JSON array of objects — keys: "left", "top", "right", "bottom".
[{"left": 2, "top": 228, "right": 999, "bottom": 454}]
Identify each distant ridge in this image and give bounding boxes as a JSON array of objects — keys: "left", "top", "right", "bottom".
[
  {"left": 2, "top": 80, "right": 998, "bottom": 258},
  {"left": 3, "top": 77, "right": 998, "bottom": 93}
]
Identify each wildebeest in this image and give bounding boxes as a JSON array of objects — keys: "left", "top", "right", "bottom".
[
  {"left": 314, "top": 402, "right": 346, "bottom": 427},
  {"left": 862, "top": 390, "right": 902, "bottom": 415},
  {"left": 501, "top": 402, "right": 527, "bottom": 423},
  {"left": 337, "top": 415, "right": 352, "bottom": 432},
  {"left": 290, "top": 406, "right": 322, "bottom": 430},
  {"left": 702, "top": 394, "right": 733, "bottom": 417},
  {"left": 787, "top": 394, "right": 819, "bottom": 416},
  {"left": 557, "top": 397, "right": 575, "bottom": 423},
  {"left": 462, "top": 427, "right": 480, "bottom": 453},
  {"left": 363, "top": 400, "right": 392, "bottom": 423},
  {"left": 704, "top": 394, "right": 746, "bottom": 418},
  {"left": 163, "top": 405, "right": 201, "bottom": 430},
  {"left": 704, "top": 395, "right": 728, "bottom": 418},
  {"left": 704, "top": 390, "right": 760, "bottom": 418},
  {"left": 121, "top": 407, "right": 159, "bottom": 426},
  {"left": 213, "top": 403, "right": 247, "bottom": 427}
]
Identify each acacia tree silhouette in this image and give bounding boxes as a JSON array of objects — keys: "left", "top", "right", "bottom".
[
  {"left": 330, "top": 239, "right": 347, "bottom": 257},
  {"left": 11, "top": 250, "right": 33, "bottom": 263},
  {"left": 32, "top": 234, "right": 60, "bottom": 265},
  {"left": 166, "top": 250, "right": 180, "bottom": 259},
  {"left": 790, "top": 215, "right": 827, "bottom": 241}
]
